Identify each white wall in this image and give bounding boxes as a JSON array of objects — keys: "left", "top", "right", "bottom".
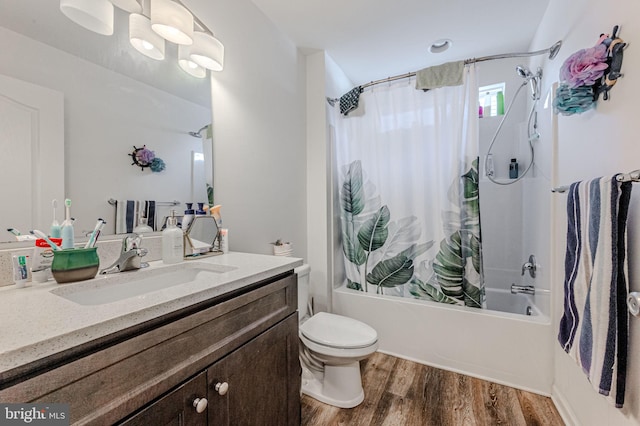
[
  {"left": 187, "top": 0, "right": 307, "bottom": 258},
  {"left": 530, "top": 1, "right": 640, "bottom": 424},
  {"left": 0, "top": 26, "right": 210, "bottom": 237}
]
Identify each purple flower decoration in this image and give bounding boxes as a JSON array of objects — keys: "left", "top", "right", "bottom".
[
  {"left": 137, "top": 147, "right": 156, "bottom": 164},
  {"left": 560, "top": 44, "right": 609, "bottom": 88}
]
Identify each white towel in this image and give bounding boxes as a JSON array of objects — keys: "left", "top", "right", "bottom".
[
  {"left": 558, "top": 175, "right": 632, "bottom": 408},
  {"left": 115, "top": 200, "right": 139, "bottom": 234},
  {"left": 415, "top": 61, "right": 464, "bottom": 90}
]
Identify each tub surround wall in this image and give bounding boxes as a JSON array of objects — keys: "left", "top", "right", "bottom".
[{"left": 530, "top": 0, "right": 640, "bottom": 424}]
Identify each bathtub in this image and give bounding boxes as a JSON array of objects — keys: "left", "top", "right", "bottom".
[{"left": 332, "top": 285, "right": 554, "bottom": 395}]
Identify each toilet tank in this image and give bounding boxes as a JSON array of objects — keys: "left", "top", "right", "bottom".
[{"left": 294, "top": 264, "right": 310, "bottom": 318}]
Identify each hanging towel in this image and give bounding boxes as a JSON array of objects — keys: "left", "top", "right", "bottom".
[
  {"left": 145, "top": 201, "right": 157, "bottom": 231},
  {"left": 115, "top": 200, "right": 140, "bottom": 234},
  {"left": 415, "top": 61, "right": 464, "bottom": 91},
  {"left": 339, "top": 86, "right": 363, "bottom": 116},
  {"left": 558, "top": 175, "right": 632, "bottom": 408}
]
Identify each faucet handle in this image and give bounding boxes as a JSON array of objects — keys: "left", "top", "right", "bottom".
[{"left": 521, "top": 255, "right": 537, "bottom": 278}]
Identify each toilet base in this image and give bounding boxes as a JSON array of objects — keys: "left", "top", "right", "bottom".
[{"left": 301, "top": 361, "right": 365, "bottom": 408}]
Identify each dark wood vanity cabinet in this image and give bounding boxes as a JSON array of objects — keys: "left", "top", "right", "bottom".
[
  {"left": 0, "top": 272, "right": 301, "bottom": 426},
  {"left": 122, "top": 315, "right": 300, "bottom": 426}
]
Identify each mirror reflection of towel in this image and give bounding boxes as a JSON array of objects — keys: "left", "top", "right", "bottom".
[{"left": 115, "top": 200, "right": 157, "bottom": 233}]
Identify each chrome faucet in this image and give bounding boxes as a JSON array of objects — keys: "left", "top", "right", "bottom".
[
  {"left": 511, "top": 283, "right": 535, "bottom": 295},
  {"left": 521, "top": 254, "right": 537, "bottom": 278},
  {"left": 100, "top": 234, "right": 148, "bottom": 274}
]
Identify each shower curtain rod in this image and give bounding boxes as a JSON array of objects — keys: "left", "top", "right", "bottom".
[
  {"left": 353, "top": 40, "right": 563, "bottom": 92},
  {"left": 551, "top": 169, "right": 640, "bottom": 193}
]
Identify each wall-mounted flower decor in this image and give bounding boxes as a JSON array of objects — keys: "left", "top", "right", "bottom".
[
  {"left": 554, "top": 25, "right": 627, "bottom": 115},
  {"left": 129, "top": 145, "right": 166, "bottom": 172}
]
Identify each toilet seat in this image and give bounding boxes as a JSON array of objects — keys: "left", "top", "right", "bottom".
[{"left": 300, "top": 312, "right": 378, "bottom": 349}]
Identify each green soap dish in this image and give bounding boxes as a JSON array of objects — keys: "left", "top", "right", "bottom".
[{"left": 51, "top": 247, "right": 100, "bottom": 284}]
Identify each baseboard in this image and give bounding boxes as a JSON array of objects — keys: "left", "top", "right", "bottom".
[
  {"left": 376, "top": 349, "right": 551, "bottom": 397},
  {"left": 551, "top": 384, "right": 579, "bottom": 426}
]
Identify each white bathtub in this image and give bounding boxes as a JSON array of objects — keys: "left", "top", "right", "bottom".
[{"left": 332, "top": 285, "right": 554, "bottom": 395}]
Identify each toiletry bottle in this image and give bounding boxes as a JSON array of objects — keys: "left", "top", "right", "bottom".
[
  {"left": 485, "top": 154, "right": 495, "bottom": 178},
  {"left": 483, "top": 92, "right": 492, "bottom": 117},
  {"left": 478, "top": 105, "right": 483, "bottom": 118},
  {"left": 162, "top": 211, "right": 184, "bottom": 264},
  {"left": 509, "top": 158, "right": 519, "bottom": 179},
  {"left": 496, "top": 91, "right": 505, "bottom": 115},
  {"left": 182, "top": 203, "right": 195, "bottom": 230},
  {"left": 220, "top": 228, "right": 229, "bottom": 253},
  {"left": 196, "top": 202, "right": 206, "bottom": 216}
]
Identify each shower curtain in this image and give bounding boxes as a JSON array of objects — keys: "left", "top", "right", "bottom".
[{"left": 333, "top": 64, "right": 485, "bottom": 308}]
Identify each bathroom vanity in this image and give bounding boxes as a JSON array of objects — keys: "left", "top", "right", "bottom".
[{"left": 0, "top": 252, "right": 302, "bottom": 425}]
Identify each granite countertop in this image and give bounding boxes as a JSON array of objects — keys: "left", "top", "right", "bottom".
[{"left": 0, "top": 252, "right": 302, "bottom": 377}]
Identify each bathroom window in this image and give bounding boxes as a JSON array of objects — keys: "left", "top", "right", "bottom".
[{"left": 479, "top": 83, "right": 506, "bottom": 117}]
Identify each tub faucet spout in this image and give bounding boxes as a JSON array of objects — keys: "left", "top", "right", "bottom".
[{"left": 511, "top": 284, "right": 535, "bottom": 295}]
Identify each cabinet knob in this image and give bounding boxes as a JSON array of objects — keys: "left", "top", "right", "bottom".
[
  {"left": 214, "top": 382, "right": 229, "bottom": 396},
  {"left": 193, "top": 397, "right": 208, "bottom": 413}
]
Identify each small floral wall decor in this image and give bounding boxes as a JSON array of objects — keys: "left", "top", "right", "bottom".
[
  {"left": 129, "top": 145, "right": 166, "bottom": 172},
  {"left": 554, "top": 25, "right": 627, "bottom": 116}
]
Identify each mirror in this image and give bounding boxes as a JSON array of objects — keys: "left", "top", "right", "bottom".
[
  {"left": 185, "top": 215, "right": 219, "bottom": 256},
  {"left": 0, "top": 1, "right": 213, "bottom": 243}
]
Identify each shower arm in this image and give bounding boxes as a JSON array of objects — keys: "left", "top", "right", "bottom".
[{"left": 464, "top": 41, "right": 563, "bottom": 65}]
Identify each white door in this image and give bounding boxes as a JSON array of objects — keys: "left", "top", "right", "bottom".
[{"left": 0, "top": 74, "right": 64, "bottom": 241}]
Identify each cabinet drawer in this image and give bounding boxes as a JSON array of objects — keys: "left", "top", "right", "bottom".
[{"left": 0, "top": 273, "right": 297, "bottom": 425}]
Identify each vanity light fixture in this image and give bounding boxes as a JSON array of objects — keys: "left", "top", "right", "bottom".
[
  {"left": 150, "top": 0, "right": 194, "bottom": 45},
  {"left": 110, "top": 0, "right": 142, "bottom": 13},
  {"left": 130, "top": 13, "right": 165, "bottom": 60},
  {"left": 190, "top": 32, "right": 224, "bottom": 71},
  {"left": 60, "top": 0, "right": 114, "bottom": 36},
  {"left": 59, "top": 0, "right": 224, "bottom": 78},
  {"left": 178, "top": 45, "right": 207, "bottom": 78}
]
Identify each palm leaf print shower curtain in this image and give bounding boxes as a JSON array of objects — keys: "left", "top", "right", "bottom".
[{"left": 333, "top": 64, "right": 485, "bottom": 308}]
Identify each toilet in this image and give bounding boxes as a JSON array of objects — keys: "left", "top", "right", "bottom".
[{"left": 295, "top": 264, "right": 378, "bottom": 408}]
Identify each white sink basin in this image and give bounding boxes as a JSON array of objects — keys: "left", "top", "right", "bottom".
[{"left": 51, "top": 262, "right": 236, "bottom": 306}]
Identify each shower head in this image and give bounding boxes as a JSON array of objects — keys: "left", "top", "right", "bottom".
[
  {"left": 548, "top": 40, "right": 562, "bottom": 60},
  {"left": 516, "top": 65, "right": 542, "bottom": 100},
  {"left": 516, "top": 65, "right": 534, "bottom": 80},
  {"left": 189, "top": 125, "right": 209, "bottom": 138}
]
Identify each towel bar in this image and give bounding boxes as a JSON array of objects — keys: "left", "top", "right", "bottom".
[
  {"left": 552, "top": 169, "right": 640, "bottom": 193},
  {"left": 108, "top": 199, "right": 180, "bottom": 206}
]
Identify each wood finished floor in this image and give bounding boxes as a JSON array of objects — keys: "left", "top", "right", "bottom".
[{"left": 301, "top": 352, "right": 564, "bottom": 426}]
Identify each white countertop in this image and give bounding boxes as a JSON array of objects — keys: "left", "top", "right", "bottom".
[{"left": 0, "top": 252, "right": 302, "bottom": 375}]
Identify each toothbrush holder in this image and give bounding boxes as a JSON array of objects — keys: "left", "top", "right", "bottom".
[{"left": 51, "top": 247, "right": 100, "bottom": 284}]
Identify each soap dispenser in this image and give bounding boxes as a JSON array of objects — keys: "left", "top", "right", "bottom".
[{"left": 162, "top": 211, "right": 184, "bottom": 264}]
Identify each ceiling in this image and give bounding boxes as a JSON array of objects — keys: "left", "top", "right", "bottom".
[{"left": 250, "top": 0, "right": 551, "bottom": 86}]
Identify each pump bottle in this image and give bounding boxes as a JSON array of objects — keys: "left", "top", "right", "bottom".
[{"left": 162, "top": 211, "right": 184, "bottom": 264}]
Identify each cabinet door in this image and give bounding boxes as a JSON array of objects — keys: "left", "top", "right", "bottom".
[
  {"left": 120, "top": 371, "right": 208, "bottom": 426},
  {"left": 207, "top": 314, "right": 301, "bottom": 426}
]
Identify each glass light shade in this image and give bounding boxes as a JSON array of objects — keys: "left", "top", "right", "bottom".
[
  {"left": 60, "top": 0, "right": 114, "bottom": 36},
  {"left": 130, "top": 14, "right": 165, "bottom": 60},
  {"left": 190, "top": 32, "right": 224, "bottom": 71},
  {"left": 150, "top": 0, "right": 194, "bottom": 45},
  {"left": 178, "top": 45, "right": 206, "bottom": 78},
  {"left": 110, "top": 0, "right": 142, "bottom": 13}
]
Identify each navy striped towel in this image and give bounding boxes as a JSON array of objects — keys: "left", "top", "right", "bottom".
[
  {"left": 115, "top": 200, "right": 157, "bottom": 233},
  {"left": 558, "top": 175, "right": 632, "bottom": 408}
]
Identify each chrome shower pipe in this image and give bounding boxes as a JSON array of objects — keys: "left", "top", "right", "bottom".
[{"left": 465, "top": 40, "right": 563, "bottom": 65}]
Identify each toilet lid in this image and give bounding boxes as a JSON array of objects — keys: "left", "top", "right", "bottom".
[{"left": 300, "top": 312, "right": 377, "bottom": 349}]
